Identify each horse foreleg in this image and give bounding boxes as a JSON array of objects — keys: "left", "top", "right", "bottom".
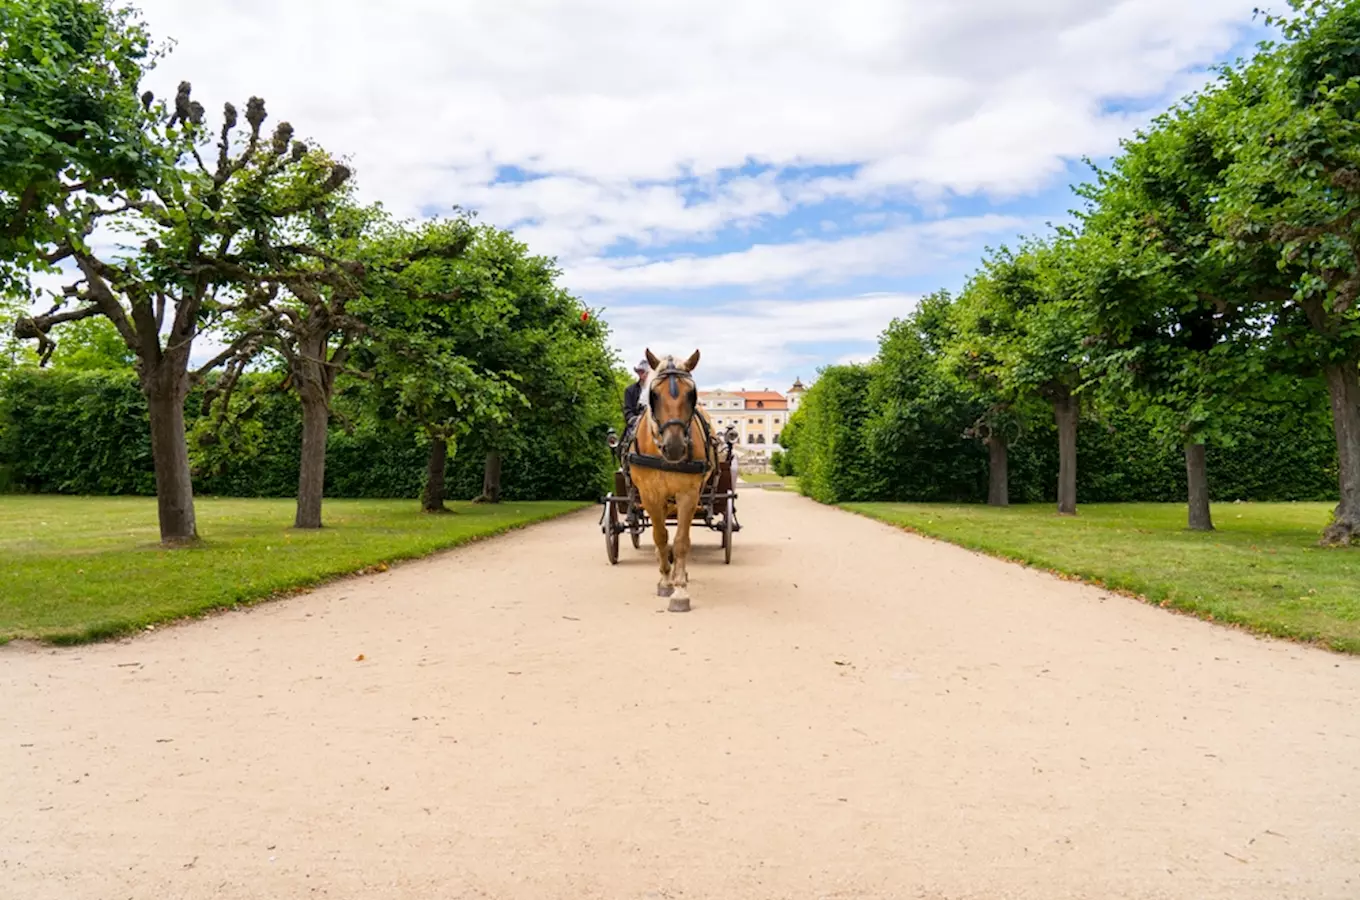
[
  {"left": 667, "top": 490, "right": 700, "bottom": 612},
  {"left": 644, "top": 497, "right": 673, "bottom": 598}
]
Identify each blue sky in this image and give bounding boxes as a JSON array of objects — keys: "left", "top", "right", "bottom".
[{"left": 61, "top": 0, "right": 1279, "bottom": 390}]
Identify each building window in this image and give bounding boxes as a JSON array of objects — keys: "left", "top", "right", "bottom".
[
  {"left": 756, "top": 434, "right": 766, "bottom": 444},
  {"left": 756, "top": 400, "right": 764, "bottom": 408},
  {"left": 774, "top": 433, "right": 781, "bottom": 444},
  {"left": 747, "top": 434, "right": 755, "bottom": 444},
  {"left": 774, "top": 418, "right": 781, "bottom": 424}
]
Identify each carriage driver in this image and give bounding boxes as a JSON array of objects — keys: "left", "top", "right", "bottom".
[{"left": 621, "top": 357, "right": 649, "bottom": 441}]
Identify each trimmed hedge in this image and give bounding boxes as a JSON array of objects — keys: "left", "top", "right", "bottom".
[
  {"left": 0, "top": 368, "right": 615, "bottom": 501},
  {"left": 787, "top": 362, "right": 1339, "bottom": 506}
]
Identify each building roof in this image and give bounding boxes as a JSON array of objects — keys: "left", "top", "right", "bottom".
[{"left": 736, "top": 390, "right": 788, "bottom": 410}]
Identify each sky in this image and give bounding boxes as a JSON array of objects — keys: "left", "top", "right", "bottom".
[{"left": 60, "top": 0, "right": 1279, "bottom": 390}]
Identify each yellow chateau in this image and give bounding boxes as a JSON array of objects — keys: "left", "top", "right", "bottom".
[{"left": 699, "top": 378, "right": 806, "bottom": 456}]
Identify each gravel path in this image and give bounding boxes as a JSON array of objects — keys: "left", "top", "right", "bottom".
[{"left": 4, "top": 488, "right": 1359, "bottom": 899}]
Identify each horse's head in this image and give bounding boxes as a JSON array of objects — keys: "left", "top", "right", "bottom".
[{"left": 644, "top": 347, "right": 701, "bottom": 463}]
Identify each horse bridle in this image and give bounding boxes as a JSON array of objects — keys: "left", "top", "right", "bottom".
[{"left": 647, "top": 360, "right": 699, "bottom": 457}]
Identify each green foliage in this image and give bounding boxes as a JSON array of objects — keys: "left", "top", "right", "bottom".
[
  {"left": 356, "top": 217, "right": 521, "bottom": 446},
  {"left": 1209, "top": 0, "right": 1360, "bottom": 370},
  {"left": 868, "top": 296, "right": 990, "bottom": 501},
  {"left": 44, "top": 316, "right": 135, "bottom": 369},
  {"left": 0, "top": 367, "right": 613, "bottom": 501},
  {"left": 0, "top": 0, "right": 160, "bottom": 294},
  {"left": 788, "top": 364, "right": 881, "bottom": 504},
  {"left": 0, "top": 367, "right": 154, "bottom": 493},
  {"left": 783, "top": 339, "right": 1336, "bottom": 507}
]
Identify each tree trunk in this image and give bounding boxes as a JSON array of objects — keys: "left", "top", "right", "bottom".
[
  {"left": 1053, "top": 389, "right": 1079, "bottom": 516},
  {"left": 987, "top": 436, "right": 1009, "bottom": 507},
  {"left": 144, "top": 376, "right": 198, "bottom": 545},
  {"left": 1185, "top": 441, "right": 1213, "bottom": 532},
  {"left": 478, "top": 451, "right": 502, "bottom": 504},
  {"left": 295, "top": 397, "right": 329, "bottom": 529},
  {"left": 423, "top": 437, "right": 449, "bottom": 513},
  {"left": 1322, "top": 362, "right": 1360, "bottom": 546}
]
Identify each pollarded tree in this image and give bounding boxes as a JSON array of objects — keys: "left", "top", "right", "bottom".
[
  {"left": 1208, "top": 0, "right": 1360, "bottom": 544},
  {"left": 214, "top": 207, "right": 486, "bottom": 527},
  {"left": 15, "top": 84, "right": 353, "bottom": 543}
]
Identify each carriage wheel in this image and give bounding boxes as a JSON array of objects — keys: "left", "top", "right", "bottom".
[
  {"left": 629, "top": 516, "right": 642, "bottom": 549},
  {"left": 723, "top": 505, "right": 733, "bottom": 564},
  {"left": 605, "top": 501, "right": 620, "bottom": 565}
]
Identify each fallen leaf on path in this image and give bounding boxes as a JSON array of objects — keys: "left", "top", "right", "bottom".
[{"left": 354, "top": 653, "right": 365, "bottom": 662}]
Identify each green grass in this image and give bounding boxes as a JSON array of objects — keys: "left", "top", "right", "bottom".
[
  {"left": 845, "top": 501, "right": 1360, "bottom": 654},
  {"left": 740, "top": 473, "right": 799, "bottom": 490},
  {"left": 0, "top": 496, "right": 587, "bottom": 645}
]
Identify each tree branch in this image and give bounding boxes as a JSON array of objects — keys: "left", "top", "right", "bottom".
[
  {"left": 72, "top": 255, "right": 140, "bottom": 353},
  {"left": 192, "top": 330, "right": 269, "bottom": 380}
]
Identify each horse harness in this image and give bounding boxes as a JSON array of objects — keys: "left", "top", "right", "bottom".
[{"left": 625, "top": 361, "right": 715, "bottom": 477}]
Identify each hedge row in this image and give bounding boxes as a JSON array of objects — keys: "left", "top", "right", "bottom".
[
  {"left": 785, "top": 362, "right": 1339, "bottom": 506},
  {"left": 0, "top": 368, "right": 616, "bottom": 502}
]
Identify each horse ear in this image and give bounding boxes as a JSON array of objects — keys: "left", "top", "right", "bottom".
[
  {"left": 683, "top": 349, "right": 700, "bottom": 371},
  {"left": 645, "top": 348, "right": 660, "bottom": 370}
]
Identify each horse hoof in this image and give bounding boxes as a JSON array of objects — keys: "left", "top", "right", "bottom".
[
  {"left": 657, "top": 584, "right": 674, "bottom": 598},
  {"left": 668, "top": 596, "right": 691, "bottom": 613}
]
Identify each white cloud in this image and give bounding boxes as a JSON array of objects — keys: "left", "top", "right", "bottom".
[
  {"left": 121, "top": 0, "right": 1262, "bottom": 286},
  {"left": 565, "top": 214, "right": 1033, "bottom": 292},
  {"left": 605, "top": 292, "right": 915, "bottom": 389}
]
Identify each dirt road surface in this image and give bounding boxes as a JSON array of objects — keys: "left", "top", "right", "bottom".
[{"left": 4, "top": 488, "right": 1360, "bottom": 899}]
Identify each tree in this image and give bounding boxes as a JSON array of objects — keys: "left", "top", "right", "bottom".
[
  {"left": 354, "top": 218, "right": 522, "bottom": 513},
  {"left": 211, "top": 194, "right": 379, "bottom": 530},
  {"left": 15, "top": 85, "right": 353, "bottom": 543},
  {"left": 1071, "top": 60, "right": 1325, "bottom": 532},
  {"left": 948, "top": 239, "right": 1091, "bottom": 514},
  {"left": 433, "top": 228, "right": 614, "bottom": 504},
  {"left": 940, "top": 284, "right": 1035, "bottom": 507},
  {"left": 1205, "top": 0, "right": 1360, "bottom": 544},
  {"left": 0, "top": 0, "right": 159, "bottom": 296}
]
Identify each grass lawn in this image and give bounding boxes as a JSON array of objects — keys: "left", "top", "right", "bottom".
[
  {"left": 845, "top": 501, "right": 1360, "bottom": 654},
  {"left": 740, "top": 473, "right": 799, "bottom": 490},
  {"left": 0, "top": 496, "right": 587, "bottom": 645}
]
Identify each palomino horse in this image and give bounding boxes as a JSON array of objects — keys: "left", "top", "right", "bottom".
[{"left": 627, "top": 348, "right": 715, "bottom": 612}]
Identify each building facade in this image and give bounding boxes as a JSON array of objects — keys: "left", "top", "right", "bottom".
[{"left": 699, "top": 378, "right": 807, "bottom": 458}]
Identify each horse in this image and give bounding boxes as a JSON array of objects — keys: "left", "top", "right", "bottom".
[{"left": 626, "top": 348, "right": 715, "bottom": 612}]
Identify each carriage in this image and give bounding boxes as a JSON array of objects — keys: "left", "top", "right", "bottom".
[{"left": 598, "top": 422, "right": 741, "bottom": 565}]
